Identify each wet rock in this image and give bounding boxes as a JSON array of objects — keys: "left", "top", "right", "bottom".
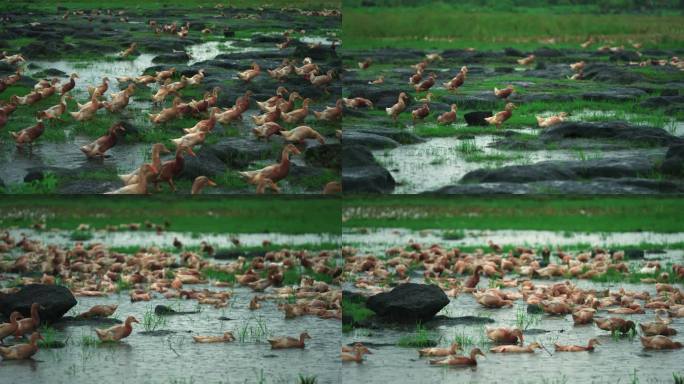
[
  {"left": 582, "top": 88, "right": 645, "bottom": 102},
  {"left": 152, "top": 51, "right": 190, "bottom": 64},
  {"left": 354, "top": 128, "right": 425, "bottom": 145},
  {"left": 432, "top": 178, "right": 684, "bottom": 195},
  {"left": 583, "top": 63, "right": 645, "bottom": 84},
  {"left": 139, "top": 330, "right": 178, "bottom": 336},
  {"left": 205, "top": 137, "right": 276, "bottom": 168},
  {"left": 179, "top": 150, "right": 227, "bottom": 180},
  {"left": 343, "top": 131, "right": 399, "bottom": 149},
  {"left": 427, "top": 315, "right": 495, "bottom": 327},
  {"left": 624, "top": 249, "right": 646, "bottom": 259},
  {"left": 155, "top": 305, "right": 200, "bottom": 316},
  {"left": 640, "top": 95, "right": 684, "bottom": 109},
  {"left": 533, "top": 47, "right": 563, "bottom": 57},
  {"left": 0, "top": 62, "right": 16, "bottom": 74},
  {"left": 661, "top": 144, "right": 684, "bottom": 176},
  {"left": 527, "top": 304, "right": 544, "bottom": 314},
  {"left": 58, "top": 180, "right": 121, "bottom": 194},
  {"left": 33, "top": 68, "right": 67, "bottom": 78},
  {"left": 609, "top": 51, "right": 641, "bottom": 62},
  {"left": 304, "top": 143, "right": 340, "bottom": 169},
  {"left": 214, "top": 249, "right": 264, "bottom": 260},
  {"left": 57, "top": 316, "right": 122, "bottom": 327},
  {"left": 504, "top": 47, "right": 523, "bottom": 57},
  {"left": 0, "top": 284, "right": 76, "bottom": 324},
  {"left": 464, "top": 111, "right": 493, "bottom": 126},
  {"left": 342, "top": 145, "right": 395, "bottom": 193},
  {"left": 539, "top": 121, "right": 680, "bottom": 147},
  {"left": 223, "top": 28, "right": 235, "bottom": 37},
  {"left": 366, "top": 283, "right": 449, "bottom": 323}
]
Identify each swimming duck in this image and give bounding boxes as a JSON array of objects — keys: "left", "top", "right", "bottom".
[
  {"left": 88, "top": 77, "right": 109, "bottom": 98},
  {"left": 443, "top": 66, "right": 467, "bottom": 92},
  {"left": 105, "top": 84, "right": 135, "bottom": 112},
  {"left": 517, "top": 55, "right": 535, "bottom": 65},
  {"left": 253, "top": 122, "right": 284, "bottom": 140},
  {"left": 0, "top": 332, "right": 42, "bottom": 360},
  {"left": 239, "top": 144, "right": 301, "bottom": 188},
  {"left": 572, "top": 307, "right": 596, "bottom": 325},
  {"left": 60, "top": 73, "right": 79, "bottom": 95},
  {"left": 490, "top": 342, "right": 541, "bottom": 353},
  {"left": 191, "top": 176, "right": 217, "bottom": 195},
  {"left": 119, "top": 143, "right": 170, "bottom": 185},
  {"left": 0, "top": 312, "right": 22, "bottom": 344},
  {"left": 119, "top": 43, "right": 137, "bottom": 58},
  {"left": 536, "top": 112, "right": 568, "bottom": 128},
  {"left": 437, "top": 104, "right": 457, "bottom": 125},
  {"left": 419, "top": 343, "right": 460, "bottom": 357},
  {"left": 554, "top": 338, "right": 600, "bottom": 352},
  {"left": 341, "top": 345, "right": 372, "bottom": 363},
  {"left": 540, "top": 300, "right": 571, "bottom": 315},
  {"left": 80, "top": 122, "right": 125, "bottom": 158},
  {"left": 11, "top": 120, "right": 45, "bottom": 146},
  {"left": 77, "top": 305, "right": 118, "bottom": 319},
  {"left": 486, "top": 327, "right": 523, "bottom": 344},
  {"left": 342, "top": 97, "right": 373, "bottom": 109},
  {"left": 484, "top": 103, "right": 516, "bottom": 128},
  {"left": 414, "top": 73, "right": 435, "bottom": 92},
  {"left": 494, "top": 85, "right": 515, "bottom": 99},
  {"left": 155, "top": 145, "right": 196, "bottom": 192},
  {"left": 15, "top": 303, "right": 41, "bottom": 337},
  {"left": 249, "top": 296, "right": 261, "bottom": 310},
  {"left": 105, "top": 164, "right": 157, "bottom": 194},
  {"left": 429, "top": 348, "right": 484, "bottom": 366},
  {"left": 640, "top": 322, "right": 677, "bottom": 336},
  {"left": 94, "top": 316, "right": 139, "bottom": 342},
  {"left": 570, "top": 61, "right": 586, "bottom": 72},
  {"left": 193, "top": 332, "right": 235, "bottom": 343},
  {"left": 594, "top": 318, "right": 635, "bottom": 334},
  {"left": 37, "top": 94, "right": 71, "bottom": 121},
  {"left": 184, "top": 108, "right": 219, "bottom": 134},
  {"left": 268, "top": 332, "right": 311, "bottom": 349},
  {"left": 237, "top": 62, "right": 260, "bottom": 82},
  {"left": 172, "top": 131, "right": 206, "bottom": 149},
  {"left": 386, "top": 92, "right": 409, "bottom": 122},
  {"left": 313, "top": 99, "right": 343, "bottom": 121},
  {"left": 278, "top": 125, "right": 325, "bottom": 144},
  {"left": 464, "top": 265, "right": 483, "bottom": 289},
  {"left": 358, "top": 58, "right": 372, "bottom": 70},
  {"left": 640, "top": 335, "right": 682, "bottom": 350},
  {"left": 281, "top": 99, "right": 310, "bottom": 124}
]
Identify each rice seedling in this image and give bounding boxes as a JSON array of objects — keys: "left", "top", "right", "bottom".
[
  {"left": 236, "top": 316, "right": 271, "bottom": 343},
  {"left": 397, "top": 323, "right": 438, "bottom": 348},
  {"left": 142, "top": 308, "right": 168, "bottom": 332}
]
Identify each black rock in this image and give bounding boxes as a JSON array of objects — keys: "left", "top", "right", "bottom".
[
  {"left": 343, "top": 131, "right": 399, "bottom": 150},
  {"left": 624, "top": 249, "right": 646, "bottom": 259},
  {"left": 464, "top": 111, "right": 492, "bottom": 126},
  {"left": 342, "top": 145, "right": 395, "bottom": 193},
  {"left": 223, "top": 28, "right": 235, "bottom": 37},
  {"left": 366, "top": 283, "right": 449, "bottom": 323},
  {"left": 305, "top": 143, "right": 341, "bottom": 169},
  {"left": 154, "top": 305, "right": 200, "bottom": 316},
  {"left": 539, "top": 121, "right": 680, "bottom": 147},
  {"left": 152, "top": 51, "right": 190, "bottom": 64},
  {"left": 0, "top": 284, "right": 77, "bottom": 324},
  {"left": 527, "top": 304, "right": 544, "bottom": 314},
  {"left": 661, "top": 144, "right": 684, "bottom": 176}
]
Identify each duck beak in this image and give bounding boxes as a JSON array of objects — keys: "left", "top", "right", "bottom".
[
  {"left": 207, "top": 179, "right": 217, "bottom": 187},
  {"left": 149, "top": 165, "right": 158, "bottom": 174},
  {"left": 186, "top": 147, "right": 197, "bottom": 157}
]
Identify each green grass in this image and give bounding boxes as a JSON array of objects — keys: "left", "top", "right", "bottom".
[
  {"left": 342, "top": 297, "right": 375, "bottom": 328},
  {"left": 115, "top": 278, "right": 133, "bottom": 293},
  {"left": 397, "top": 323, "right": 438, "bottom": 347},
  {"left": 0, "top": 173, "right": 59, "bottom": 194},
  {"left": 0, "top": 196, "right": 341, "bottom": 234},
  {"left": 142, "top": 308, "right": 168, "bottom": 332},
  {"left": 202, "top": 268, "right": 236, "bottom": 284},
  {"left": 69, "top": 230, "right": 93, "bottom": 241},
  {"left": 342, "top": 197, "right": 684, "bottom": 233},
  {"left": 343, "top": 4, "right": 684, "bottom": 50},
  {"left": 591, "top": 266, "right": 684, "bottom": 284},
  {"left": 442, "top": 229, "right": 465, "bottom": 240},
  {"left": 3, "top": 0, "right": 340, "bottom": 12}
]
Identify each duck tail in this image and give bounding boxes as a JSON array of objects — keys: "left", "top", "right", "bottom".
[
  {"left": 535, "top": 116, "right": 544, "bottom": 125},
  {"left": 10, "top": 131, "right": 18, "bottom": 139}
]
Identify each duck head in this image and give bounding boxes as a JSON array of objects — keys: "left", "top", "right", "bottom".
[{"left": 284, "top": 144, "right": 302, "bottom": 156}]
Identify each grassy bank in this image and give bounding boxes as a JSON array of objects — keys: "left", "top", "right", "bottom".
[
  {"left": 0, "top": 196, "right": 341, "bottom": 234},
  {"left": 343, "top": 3, "right": 684, "bottom": 50},
  {"left": 2, "top": 0, "right": 340, "bottom": 12},
  {"left": 342, "top": 196, "right": 684, "bottom": 233}
]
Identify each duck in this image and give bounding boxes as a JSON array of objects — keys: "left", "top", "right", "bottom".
[
  {"left": 540, "top": 300, "right": 571, "bottom": 315},
  {"left": 239, "top": 144, "right": 301, "bottom": 189},
  {"left": 155, "top": 146, "right": 196, "bottom": 192},
  {"left": 120, "top": 143, "right": 170, "bottom": 185},
  {"left": 484, "top": 103, "right": 516, "bottom": 128},
  {"left": 37, "top": 94, "right": 71, "bottom": 121},
  {"left": 281, "top": 98, "right": 310, "bottom": 124},
  {"left": 443, "top": 66, "right": 467, "bottom": 92},
  {"left": 80, "top": 122, "right": 125, "bottom": 158},
  {"left": 411, "top": 103, "right": 430, "bottom": 122},
  {"left": 94, "top": 316, "right": 139, "bottom": 342},
  {"left": 309, "top": 70, "right": 334, "bottom": 89},
  {"left": 342, "top": 97, "right": 373, "bottom": 109},
  {"left": 536, "top": 112, "right": 568, "bottom": 128},
  {"left": 639, "top": 322, "right": 677, "bottom": 336},
  {"left": 15, "top": 303, "right": 41, "bottom": 337},
  {"left": 570, "top": 61, "right": 586, "bottom": 72},
  {"left": 0, "top": 332, "right": 42, "bottom": 360},
  {"left": 172, "top": 131, "right": 206, "bottom": 149},
  {"left": 237, "top": 62, "right": 260, "bottom": 82},
  {"left": 187, "top": 69, "right": 205, "bottom": 86},
  {"left": 476, "top": 292, "right": 513, "bottom": 308},
  {"left": 517, "top": 54, "right": 535, "bottom": 65},
  {"left": 429, "top": 348, "right": 485, "bottom": 366},
  {"left": 464, "top": 265, "right": 483, "bottom": 289},
  {"left": 278, "top": 125, "right": 325, "bottom": 144},
  {"left": 215, "top": 106, "right": 243, "bottom": 125},
  {"left": 409, "top": 69, "right": 423, "bottom": 85},
  {"left": 415, "top": 92, "right": 433, "bottom": 103},
  {"left": 437, "top": 104, "right": 457, "bottom": 125},
  {"left": 341, "top": 345, "right": 372, "bottom": 363},
  {"left": 419, "top": 342, "right": 460, "bottom": 357},
  {"left": 70, "top": 95, "right": 102, "bottom": 121},
  {"left": 490, "top": 342, "right": 541, "bottom": 353},
  {"left": 149, "top": 99, "right": 181, "bottom": 123},
  {"left": 0, "top": 312, "right": 23, "bottom": 344},
  {"left": 358, "top": 58, "right": 372, "bottom": 69},
  {"left": 249, "top": 296, "right": 261, "bottom": 310},
  {"left": 104, "top": 84, "right": 135, "bottom": 112},
  {"left": 11, "top": 120, "right": 45, "bottom": 146},
  {"left": 486, "top": 327, "right": 523, "bottom": 344},
  {"left": 155, "top": 68, "right": 176, "bottom": 83},
  {"left": 572, "top": 307, "right": 596, "bottom": 325},
  {"left": 640, "top": 335, "right": 682, "bottom": 350},
  {"left": 10, "top": 91, "right": 43, "bottom": 106},
  {"left": 554, "top": 338, "right": 600, "bottom": 352},
  {"left": 184, "top": 108, "right": 219, "bottom": 134},
  {"left": 1, "top": 52, "right": 26, "bottom": 65},
  {"left": 386, "top": 92, "right": 409, "bottom": 122},
  {"left": 105, "top": 164, "right": 157, "bottom": 194},
  {"left": 268, "top": 332, "right": 311, "bottom": 349},
  {"left": 77, "top": 305, "right": 118, "bottom": 319},
  {"left": 323, "top": 181, "right": 342, "bottom": 194},
  {"left": 252, "top": 106, "right": 281, "bottom": 126},
  {"left": 266, "top": 92, "right": 301, "bottom": 114},
  {"left": 368, "top": 75, "right": 384, "bottom": 85},
  {"left": 253, "top": 122, "right": 284, "bottom": 140},
  {"left": 119, "top": 43, "right": 137, "bottom": 57},
  {"left": 313, "top": 99, "right": 343, "bottom": 121},
  {"left": 494, "top": 85, "right": 515, "bottom": 99},
  {"left": 151, "top": 84, "right": 177, "bottom": 105},
  {"left": 267, "top": 63, "right": 294, "bottom": 81},
  {"left": 88, "top": 77, "right": 109, "bottom": 98},
  {"left": 60, "top": 73, "right": 79, "bottom": 95},
  {"left": 258, "top": 87, "right": 288, "bottom": 109},
  {"left": 256, "top": 178, "right": 280, "bottom": 194},
  {"left": 414, "top": 73, "right": 435, "bottom": 92},
  {"left": 191, "top": 176, "right": 217, "bottom": 195},
  {"left": 426, "top": 53, "right": 443, "bottom": 62},
  {"left": 193, "top": 332, "right": 235, "bottom": 343},
  {"left": 594, "top": 318, "right": 636, "bottom": 334}
]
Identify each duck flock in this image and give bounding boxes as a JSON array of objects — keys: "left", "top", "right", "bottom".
[
  {"left": 0, "top": 6, "right": 342, "bottom": 194},
  {"left": 342, "top": 241, "right": 684, "bottom": 365}
]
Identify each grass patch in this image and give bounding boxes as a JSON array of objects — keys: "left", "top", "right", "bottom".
[
  {"left": 69, "top": 230, "right": 93, "bottom": 241},
  {"left": 202, "top": 268, "right": 236, "bottom": 284},
  {"left": 142, "top": 308, "right": 168, "bottom": 332},
  {"left": 235, "top": 316, "right": 271, "bottom": 343},
  {"left": 342, "top": 297, "right": 375, "bottom": 328},
  {"left": 0, "top": 173, "right": 59, "bottom": 194},
  {"left": 397, "top": 323, "right": 438, "bottom": 348}
]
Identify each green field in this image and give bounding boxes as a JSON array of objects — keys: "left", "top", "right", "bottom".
[
  {"left": 0, "top": 196, "right": 341, "bottom": 234},
  {"left": 343, "top": 1, "right": 684, "bottom": 50},
  {"left": 2, "top": 0, "right": 340, "bottom": 11},
  {"left": 342, "top": 196, "right": 684, "bottom": 233}
]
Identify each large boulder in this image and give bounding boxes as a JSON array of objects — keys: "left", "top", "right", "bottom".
[
  {"left": 366, "top": 283, "right": 449, "bottom": 323},
  {"left": 342, "top": 145, "right": 395, "bottom": 193},
  {"left": 464, "top": 111, "right": 492, "bottom": 126},
  {"left": 661, "top": 144, "right": 684, "bottom": 176},
  {"left": 0, "top": 284, "right": 77, "bottom": 324},
  {"left": 343, "top": 131, "right": 399, "bottom": 150},
  {"left": 539, "top": 121, "right": 680, "bottom": 147}
]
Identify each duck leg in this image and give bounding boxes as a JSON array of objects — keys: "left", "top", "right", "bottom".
[{"left": 167, "top": 178, "right": 177, "bottom": 192}]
